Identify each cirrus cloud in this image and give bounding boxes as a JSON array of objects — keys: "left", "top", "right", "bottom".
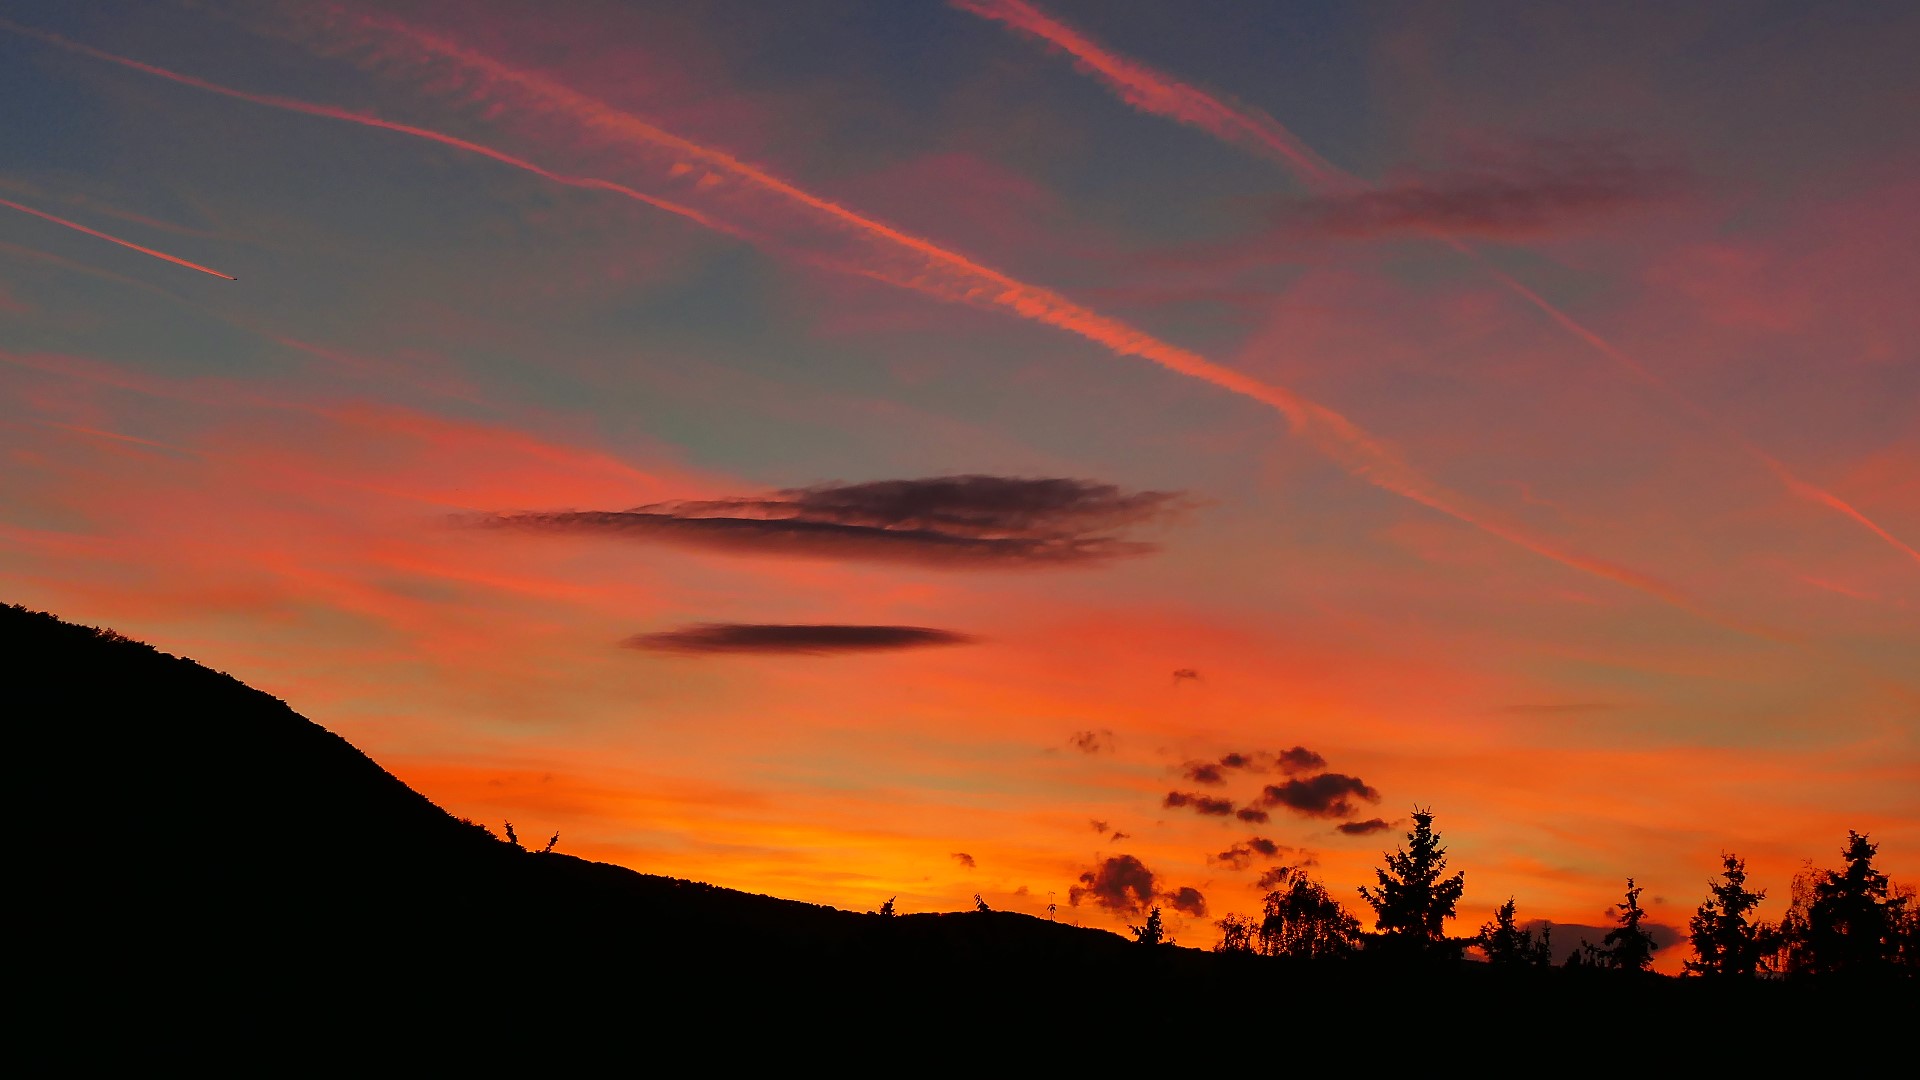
[{"left": 472, "top": 475, "right": 1190, "bottom": 569}]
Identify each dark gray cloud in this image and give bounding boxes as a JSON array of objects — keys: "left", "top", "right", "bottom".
[
  {"left": 1163, "top": 791, "right": 1235, "bottom": 817},
  {"left": 1211, "top": 837, "right": 1289, "bottom": 871},
  {"left": 1289, "top": 137, "right": 1680, "bottom": 240},
  {"left": 471, "top": 475, "right": 1188, "bottom": 569},
  {"left": 951, "top": 852, "right": 976, "bottom": 869},
  {"left": 1273, "top": 747, "right": 1327, "bottom": 774},
  {"left": 1183, "top": 761, "right": 1227, "bottom": 785},
  {"left": 1089, "top": 819, "right": 1109, "bottom": 834},
  {"left": 1258, "top": 773, "right": 1382, "bottom": 819},
  {"left": 1207, "top": 747, "right": 1325, "bottom": 776},
  {"left": 1337, "top": 818, "right": 1392, "bottom": 836},
  {"left": 1070, "top": 729, "right": 1114, "bottom": 754},
  {"left": 1235, "top": 807, "right": 1270, "bottom": 825},
  {"left": 1070, "top": 854, "right": 1157, "bottom": 916},
  {"left": 624, "top": 623, "right": 972, "bottom": 656},
  {"left": 1164, "top": 886, "right": 1208, "bottom": 918}
]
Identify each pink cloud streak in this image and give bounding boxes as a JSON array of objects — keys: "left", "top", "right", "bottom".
[{"left": 955, "top": 0, "right": 1919, "bottom": 571}]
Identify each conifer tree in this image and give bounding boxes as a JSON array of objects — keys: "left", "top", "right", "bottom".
[
  {"left": 1781, "top": 831, "right": 1907, "bottom": 976},
  {"left": 1477, "top": 897, "right": 1540, "bottom": 968},
  {"left": 1685, "top": 854, "right": 1772, "bottom": 978},
  {"left": 1358, "top": 807, "right": 1465, "bottom": 957},
  {"left": 1595, "top": 878, "right": 1659, "bottom": 972}
]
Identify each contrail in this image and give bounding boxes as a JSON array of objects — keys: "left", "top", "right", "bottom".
[
  {"left": 955, "top": 0, "right": 1920, "bottom": 569},
  {"left": 0, "top": 15, "right": 1785, "bottom": 637},
  {"left": 0, "top": 195, "right": 236, "bottom": 280}
]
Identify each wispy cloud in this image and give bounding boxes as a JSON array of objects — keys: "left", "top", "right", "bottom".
[
  {"left": 1288, "top": 138, "right": 1679, "bottom": 240},
  {"left": 623, "top": 623, "right": 974, "bottom": 656},
  {"left": 953, "top": 0, "right": 1919, "bottom": 571},
  {"left": 472, "top": 475, "right": 1186, "bottom": 569},
  {"left": 0, "top": 196, "right": 236, "bottom": 280},
  {"left": 0, "top": 11, "right": 1787, "bottom": 628}
]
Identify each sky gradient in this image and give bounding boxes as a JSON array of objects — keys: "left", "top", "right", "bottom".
[{"left": 3, "top": 0, "right": 1915, "bottom": 970}]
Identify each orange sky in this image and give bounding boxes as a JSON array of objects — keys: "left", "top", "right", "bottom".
[{"left": 3, "top": 1, "right": 1916, "bottom": 972}]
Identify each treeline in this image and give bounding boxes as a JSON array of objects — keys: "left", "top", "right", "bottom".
[{"left": 1202, "top": 809, "right": 1918, "bottom": 980}]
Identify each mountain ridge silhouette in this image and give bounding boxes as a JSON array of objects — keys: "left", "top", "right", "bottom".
[{"left": 9, "top": 601, "right": 1899, "bottom": 1054}]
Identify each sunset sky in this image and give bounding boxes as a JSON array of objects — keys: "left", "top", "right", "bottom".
[{"left": 3, "top": 0, "right": 1915, "bottom": 971}]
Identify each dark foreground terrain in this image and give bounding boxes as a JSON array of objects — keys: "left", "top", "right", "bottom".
[{"left": 9, "top": 603, "right": 1908, "bottom": 1056}]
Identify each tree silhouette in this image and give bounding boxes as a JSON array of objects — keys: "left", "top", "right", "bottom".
[
  {"left": 1259, "top": 867, "right": 1362, "bottom": 959},
  {"left": 1214, "top": 912, "right": 1256, "bottom": 953},
  {"left": 1477, "top": 897, "right": 1551, "bottom": 968},
  {"left": 973, "top": 893, "right": 991, "bottom": 914},
  {"left": 1130, "top": 906, "right": 1167, "bottom": 945},
  {"left": 1780, "top": 831, "right": 1907, "bottom": 977},
  {"left": 1685, "top": 854, "right": 1773, "bottom": 978},
  {"left": 1358, "top": 807, "right": 1465, "bottom": 959},
  {"left": 1593, "top": 878, "right": 1658, "bottom": 972},
  {"left": 876, "top": 896, "right": 896, "bottom": 917}
]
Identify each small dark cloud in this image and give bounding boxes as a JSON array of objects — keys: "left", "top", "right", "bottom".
[
  {"left": 1337, "top": 818, "right": 1392, "bottom": 836},
  {"left": 471, "top": 475, "right": 1189, "bottom": 569},
  {"left": 1208, "top": 746, "right": 1325, "bottom": 776},
  {"left": 1163, "top": 791, "right": 1235, "bottom": 817},
  {"left": 1182, "top": 761, "right": 1227, "bottom": 786},
  {"left": 1109, "top": 831, "right": 1130, "bottom": 842},
  {"left": 1089, "top": 819, "right": 1109, "bottom": 834},
  {"left": 1070, "top": 729, "right": 1114, "bottom": 754},
  {"left": 1274, "top": 747, "right": 1326, "bottom": 774},
  {"left": 1164, "top": 886, "right": 1207, "bottom": 918},
  {"left": 1258, "top": 773, "right": 1382, "bottom": 819},
  {"left": 1211, "top": 837, "right": 1289, "bottom": 871},
  {"left": 1171, "top": 668, "right": 1200, "bottom": 682},
  {"left": 1234, "top": 807, "right": 1270, "bottom": 824},
  {"left": 1285, "top": 137, "right": 1680, "bottom": 240},
  {"left": 624, "top": 623, "right": 972, "bottom": 656},
  {"left": 1070, "top": 854, "right": 1157, "bottom": 916},
  {"left": 1526, "top": 919, "right": 1684, "bottom": 960},
  {"left": 951, "top": 852, "right": 976, "bottom": 869}
]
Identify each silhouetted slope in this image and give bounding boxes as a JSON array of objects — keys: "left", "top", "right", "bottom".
[
  {"left": 10, "top": 603, "right": 1903, "bottom": 1049},
  {"left": 6, "top": 604, "right": 1158, "bottom": 1006}
]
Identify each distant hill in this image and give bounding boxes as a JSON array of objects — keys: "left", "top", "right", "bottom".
[{"left": 8, "top": 603, "right": 1898, "bottom": 1050}]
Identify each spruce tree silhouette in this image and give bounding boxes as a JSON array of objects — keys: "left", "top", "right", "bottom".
[
  {"left": 1478, "top": 897, "right": 1552, "bottom": 968},
  {"left": 1129, "top": 906, "right": 1167, "bottom": 945},
  {"left": 1780, "top": 832, "right": 1908, "bottom": 977},
  {"left": 1359, "top": 807, "right": 1465, "bottom": 960},
  {"left": 1258, "top": 866, "right": 1363, "bottom": 959},
  {"left": 1593, "top": 879, "right": 1658, "bottom": 972},
  {"left": 1685, "top": 854, "right": 1773, "bottom": 978}
]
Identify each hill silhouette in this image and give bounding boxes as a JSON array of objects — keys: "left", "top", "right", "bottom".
[{"left": 9, "top": 603, "right": 1906, "bottom": 1053}]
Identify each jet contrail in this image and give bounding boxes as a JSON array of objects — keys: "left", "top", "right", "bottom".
[
  {"left": 0, "top": 14, "right": 1786, "bottom": 638},
  {"left": 955, "top": 0, "right": 1920, "bottom": 570},
  {"left": 0, "top": 195, "right": 236, "bottom": 280}
]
